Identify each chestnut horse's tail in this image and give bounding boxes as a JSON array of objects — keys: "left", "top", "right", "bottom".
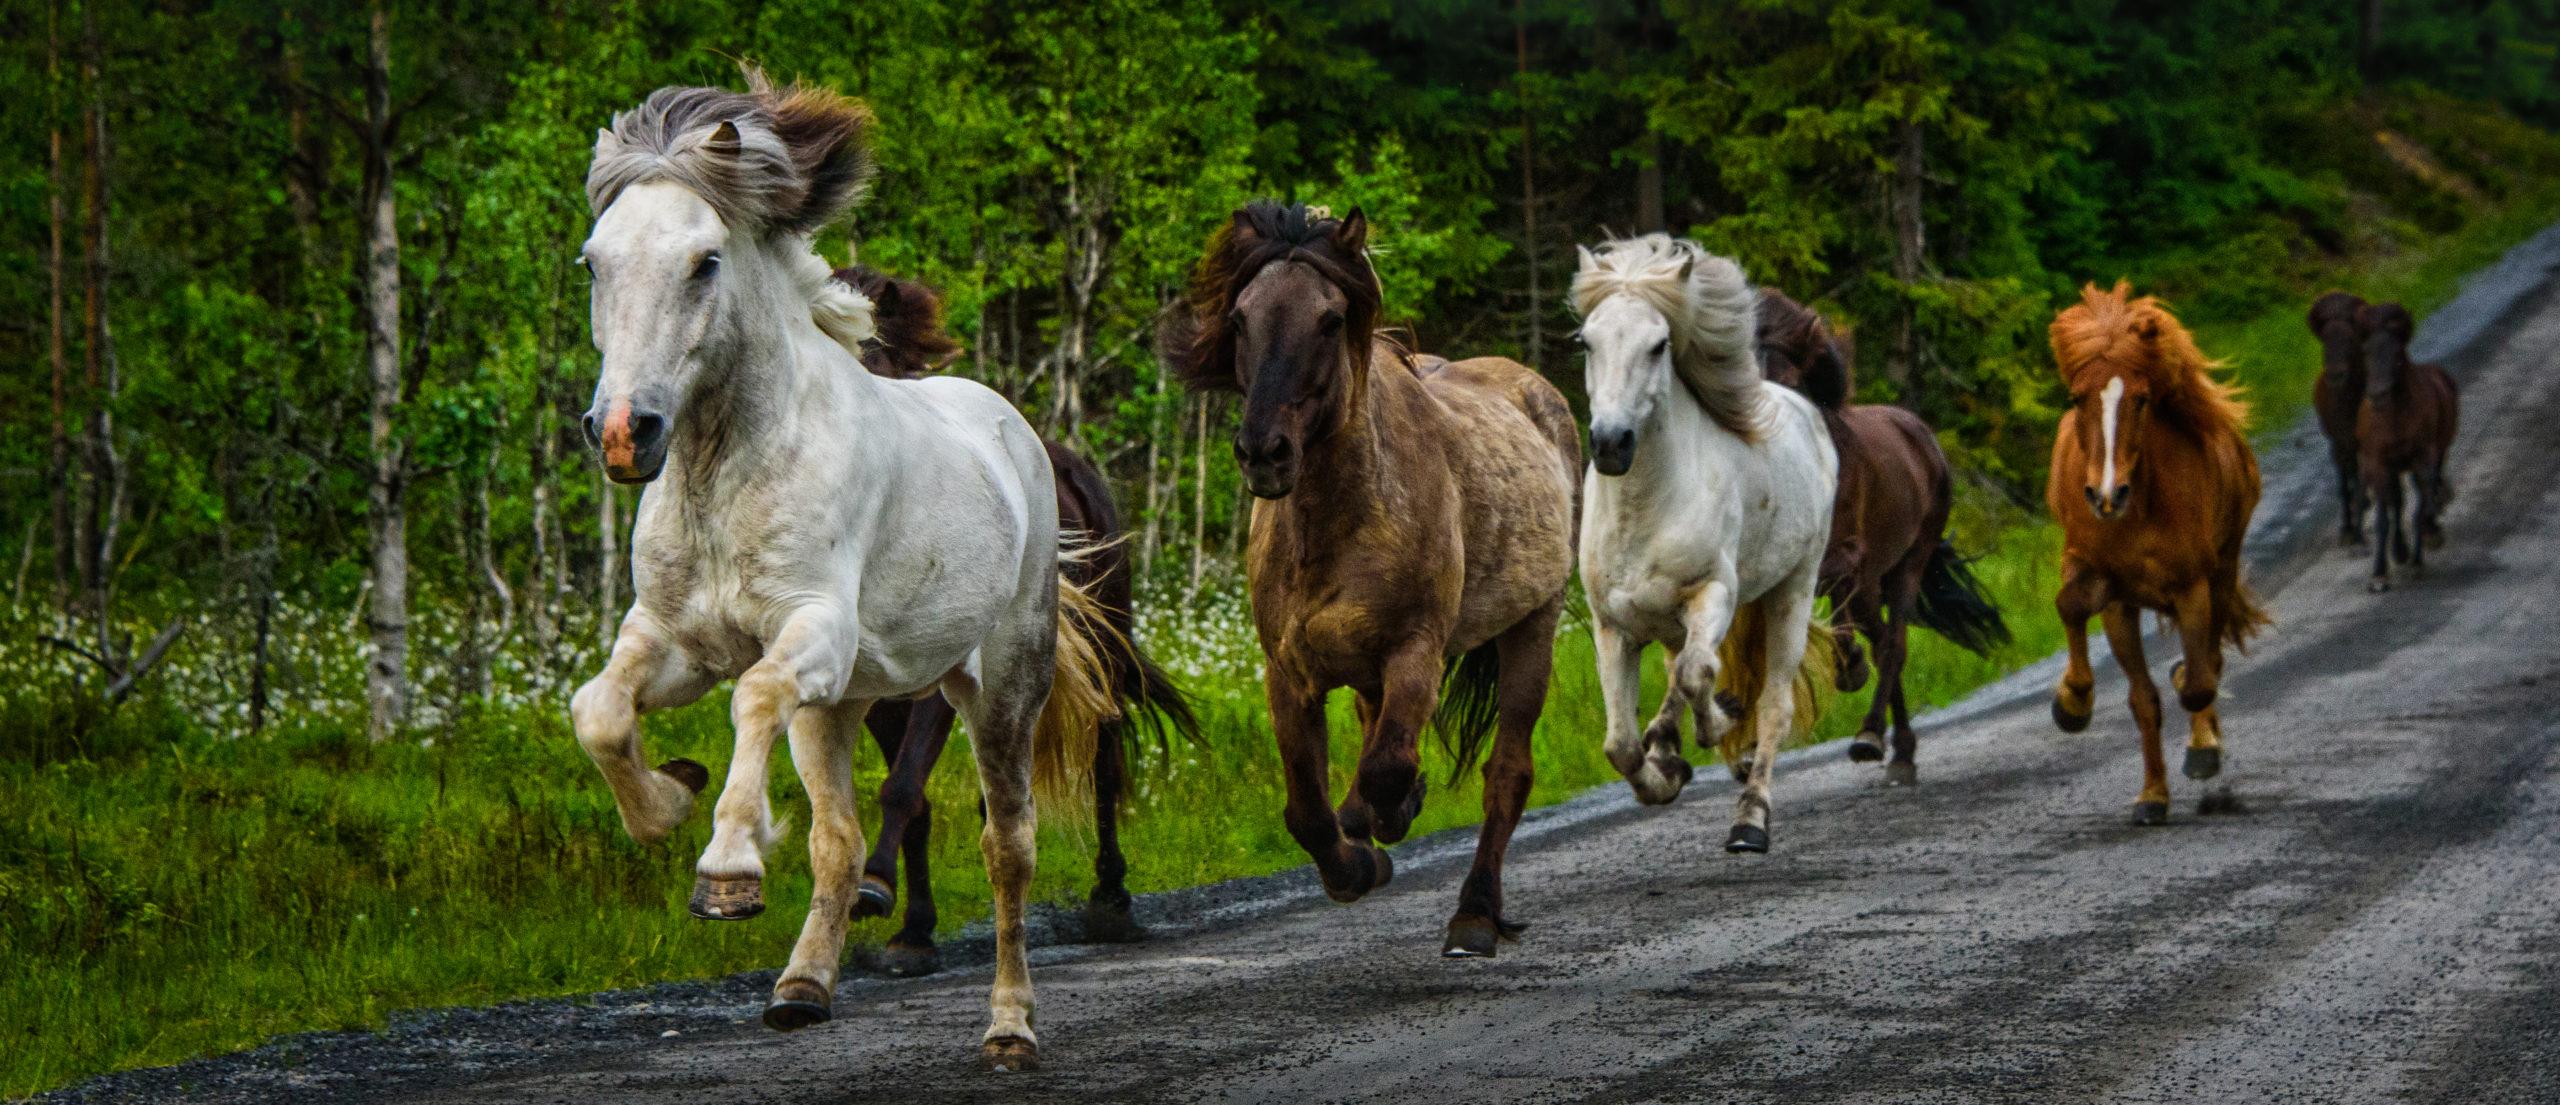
[
  {"left": 1714, "top": 597, "right": 1838, "bottom": 765},
  {"left": 2213, "top": 568, "right": 2273, "bottom": 654},
  {"left": 1433, "top": 641, "right": 1504, "bottom": 781},
  {"left": 1031, "top": 543, "right": 1127, "bottom": 819},
  {"left": 1912, "top": 540, "right": 2012, "bottom": 657}
]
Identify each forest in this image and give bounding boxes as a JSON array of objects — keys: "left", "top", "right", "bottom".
[{"left": 10, "top": 0, "right": 2560, "bottom": 1094}]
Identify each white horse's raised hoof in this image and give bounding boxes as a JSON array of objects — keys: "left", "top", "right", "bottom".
[
  {"left": 688, "top": 873, "right": 763, "bottom": 921},
  {"left": 1726, "top": 823, "right": 1770, "bottom": 853},
  {"left": 763, "top": 978, "right": 832, "bottom": 1031}
]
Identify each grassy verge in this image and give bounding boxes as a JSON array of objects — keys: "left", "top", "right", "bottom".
[{"left": 9, "top": 196, "right": 2558, "bottom": 1105}]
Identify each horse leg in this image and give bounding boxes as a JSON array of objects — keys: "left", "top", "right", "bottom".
[
  {"left": 1083, "top": 715, "right": 1145, "bottom": 942},
  {"left": 1273, "top": 675, "right": 1387, "bottom": 902},
  {"left": 1728, "top": 568, "right": 1818, "bottom": 854},
  {"left": 1876, "top": 580, "right": 1920, "bottom": 788},
  {"left": 2410, "top": 459, "right": 2442, "bottom": 570},
  {"left": 570, "top": 615, "right": 717, "bottom": 845},
  {"left": 1672, "top": 578, "right": 1742, "bottom": 784},
  {"left": 2421, "top": 455, "right": 2450, "bottom": 550},
  {"left": 2100, "top": 602, "right": 2170, "bottom": 825},
  {"left": 765, "top": 699, "right": 873, "bottom": 1031},
  {"left": 2367, "top": 467, "right": 2398, "bottom": 592},
  {"left": 1348, "top": 639, "right": 1443, "bottom": 846},
  {"left": 2334, "top": 445, "right": 2365, "bottom": 546},
  {"left": 2051, "top": 558, "right": 2103, "bottom": 732},
  {"left": 1598, "top": 620, "right": 1684, "bottom": 805},
  {"left": 869, "top": 695, "right": 955, "bottom": 976},
  {"left": 693, "top": 610, "right": 850, "bottom": 922},
  {"left": 1640, "top": 649, "right": 1687, "bottom": 767},
  {"left": 1844, "top": 587, "right": 1890, "bottom": 765},
  {"left": 946, "top": 645, "right": 1046, "bottom": 1072},
  {"left": 2168, "top": 576, "right": 2226, "bottom": 784},
  {"left": 1444, "top": 603, "right": 1557, "bottom": 958},
  {"left": 1822, "top": 542, "right": 1870, "bottom": 693}
]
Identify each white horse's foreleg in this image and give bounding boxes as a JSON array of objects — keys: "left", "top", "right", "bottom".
[
  {"left": 765, "top": 699, "right": 873, "bottom": 1031},
  {"left": 1673, "top": 576, "right": 1738, "bottom": 760},
  {"left": 1729, "top": 567, "right": 1817, "bottom": 854},
  {"left": 693, "top": 607, "right": 853, "bottom": 921},
  {"left": 1643, "top": 647, "right": 1687, "bottom": 755},
  {"left": 571, "top": 615, "right": 717, "bottom": 844},
  {"left": 1598, "top": 621, "right": 1684, "bottom": 804}
]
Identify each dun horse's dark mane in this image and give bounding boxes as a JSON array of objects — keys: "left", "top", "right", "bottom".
[
  {"left": 833, "top": 264, "right": 962, "bottom": 380},
  {"left": 1756, "top": 288, "right": 1854, "bottom": 410},
  {"left": 1161, "top": 201, "right": 1382, "bottom": 393}
]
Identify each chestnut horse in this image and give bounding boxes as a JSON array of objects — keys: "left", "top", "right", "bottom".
[
  {"left": 2307, "top": 291, "right": 2370, "bottom": 545},
  {"left": 2046, "top": 283, "right": 2268, "bottom": 825},
  {"left": 1162, "top": 203, "right": 1579, "bottom": 958},
  {"left": 2353, "top": 300, "right": 2460, "bottom": 592},
  {"left": 830, "top": 266, "right": 1202, "bottom": 974},
  {"left": 1757, "top": 290, "right": 2008, "bottom": 785}
]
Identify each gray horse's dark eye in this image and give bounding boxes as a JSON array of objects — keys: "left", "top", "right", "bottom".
[{"left": 692, "top": 252, "right": 721, "bottom": 280}]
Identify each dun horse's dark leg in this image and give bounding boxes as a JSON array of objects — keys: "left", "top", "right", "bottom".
[
  {"left": 1274, "top": 679, "right": 1387, "bottom": 902},
  {"left": 1345, "top": 641, "right": 1441, "bottom": 845},
  {"left": 1445, "top": 606, "right": 1556, "bottom": 959},
  {"left": 869, "top": 694, "right": 954, "bottom": 977},
  {"left": 1082, "top": 718, "right": 1144, "bottom": 942}
]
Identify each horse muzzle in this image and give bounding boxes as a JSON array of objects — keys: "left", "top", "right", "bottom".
[
  {"left": 1236, "top": 434, "right": 1299, "bottom": 499},
  {"left": 1590, "top": 425, "right": 1636, "bottom": 477},
  {"left": 585, "top": 399, "right": 669, "bottom": 485},
  {"left": 2083, "top": 482, "right": 2131, "bottom": 519}
]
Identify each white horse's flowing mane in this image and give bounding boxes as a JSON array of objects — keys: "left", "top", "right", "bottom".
[{"left": 1570, "top": 234, "right": 1768, "bottom": 440}]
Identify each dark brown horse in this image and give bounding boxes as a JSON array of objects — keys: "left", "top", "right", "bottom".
[
  {"left": 2308, "top": 291, "right": 2371, "bottom": 545},
  {"left": 1162, "top": 203, "right": 1579, "bottom": 958},
  {"left": 835, "top": 265, "right": 1201, "bottom": 974},
  {"left": 1755, "top": 290, "right": 2007, "bottom": 785},
  {"left": 2353, "top": 300, "right": 2460, "bottom": 592}
]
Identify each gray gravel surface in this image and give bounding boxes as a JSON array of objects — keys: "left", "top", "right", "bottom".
[{"left": 45, "top": 226, "right": 2560, "bottom": 1104}]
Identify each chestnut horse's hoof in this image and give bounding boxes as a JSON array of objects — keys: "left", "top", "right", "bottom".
[
  {"left": 2052, "top": 697, "right": 2092, "bottom": 733},
  {"left": 1848, "top": 733, "right": 1886, "bottom": 763},
  {"left": 1883, "top": 760, "right": 1918, "bottom": 788},
  {"left": 2131, "top": 800, "right": 2170, "bottom": 826},
  {"left": 763, "top": 978, "right": 832, "bottom": 1032},
  {"left": 853, "top": 875, "right": 896, "bottom": 920},
  {"left": 980, "top": 1035, "right": 1040, "bottom": 1073},
  {"left": 658, "top": 757, "right": 711, "bottom": 794},
  {"left": 2183, "top": 746, "right": 2222, "bottom": 780},
  {"left": 878, "top": 939, "right": 941, "bottom": 978},
  {"left": 1441, "top": 914, "right": 1527, "bottom": 959},
  {"left": 1726, "top": 823, "right": 1770, "bottom": 854},
  {"left": 1321, "top": 845, "right": 1392, "bottom": 904},
  {"left": 1081, "top": 892, "right": 1147, "bottom": 944},
  {"left": 2368, "top": 577, "right": 2392, "bottom": 594},
  {"left": 689, "top": 873, "right": 764, "bottom": 921},
  {"left": 1371, "top": 777, "right": 1427, "bottom": 845}
]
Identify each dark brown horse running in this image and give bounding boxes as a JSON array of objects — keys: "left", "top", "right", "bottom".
[
  {"left": 1755, "top": 290, "right": 2007, "bottom": 785},
  {"left": 835, "top": 265, "right": 1201, "bottom": 975},
  {"left": 2353, "top": 300, "right": 2460, "bottom": 592},
  {"left": 2307, "top": 291, "right": 2371, "bottom": 545},
  {"left": 1163, "top": 203, "right": 1579, "bottom": 958}
]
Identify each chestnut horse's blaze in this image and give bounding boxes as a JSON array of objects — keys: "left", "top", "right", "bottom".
[{"left": 2046, "top": 283, "right": 2269, "bottom": 825}]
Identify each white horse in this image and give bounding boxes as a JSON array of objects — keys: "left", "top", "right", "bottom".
[
  {"left": 568, "top": 71, "right": 1113, "bottom": 1073},
  {"left": 1571, "top": 236, "right": 1837, "bottom": 852}
]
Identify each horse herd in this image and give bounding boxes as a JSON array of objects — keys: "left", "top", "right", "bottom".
[{"left": 561, "top": 72, "right": 2462, "bottom": 1071}]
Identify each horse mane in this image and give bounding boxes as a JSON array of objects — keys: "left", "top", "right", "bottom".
[
  {"left": 2354, "top": 300, "right": 2418, "bottom": 398},
  {"left": 2050, "top": 282, "right": 2249, "bottom": 438},
  {"left": 587, "top": 64, "right": 877, "bottom": 237},
  {"left": 830, "top": 264, "right": 962, "bottom": 379},
  {"left": 1570, "top": 235, "right": 1768, "bottom": 439},
  {"left": 2307, "top": 290, "right": 2366, "bottom": 337},
  {"left": 1755, "top": 287, "right": 1853, "bottom": 411},
  {"left": 1160, "top": 201, "right": 1382, "bottom": 393}
]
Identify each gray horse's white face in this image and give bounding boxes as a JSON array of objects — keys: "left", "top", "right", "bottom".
[
  {"left": 581, "top": 181, "right": 732, "bottom": 484},
  {"left": 1579, "top": 293, "right": 1674, "bottom": 476}
]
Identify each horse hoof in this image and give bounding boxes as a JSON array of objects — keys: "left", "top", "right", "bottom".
[
  {"left": 658, "top": 758, "right": 710, "bottom": 794},
  {"left": 1372, "top": 778, "right": 1427, "bottom": 845},
  {"left": 1727, "top": 756, "right": 1754, "bottom": 784},
  {"left": 1081, "top": 896, "right": 1146, "bottom": 944},
  {"left": 763, "top": 978, "right": 832, "bottom": 1031},
  {"left": 2183, "top": 746, "right": 2222, "bottom": 780},
  {"left": 2131, "top": 800, "right": 2170, "bottom": 826},
  {"left": 1323, "top": 846, "right": 1391, "bottom": 904},
  {"left": 2368, "top": 577, "right": 2391, "bottom": 594},
  {"left": 1847, "top": 734, "right": 1886, "bottom": 763},
  {"left": 2052, "top": 698, "right": 2092, "bottom": 734},
  {"left": 878, "top": 940, "right": 941, "bottom": 978},
  {"left": 1836, "top": 653, "right": 1872, "bottom": 694},
  {"left": 689, "top": 873, "right": 764, "bottom": 921},
  {"left": 1726, "top": 824, "right": 1770, "bottom": 854},
  {"left": 1884, "top": 761, "right": 1918, "bottom": 788},
  {"left": 1442, "top": 916, "right": 1500, "bottom": 959},
  {"left": 980, "top": 1036, "right": 1040, "bottom": 1073},
  {"left": 853, "top": 876, "right": 895, "bottom": 920}
]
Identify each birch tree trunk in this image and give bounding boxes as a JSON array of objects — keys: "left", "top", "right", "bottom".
[
  {"left": 1514, "top": 2, "right": 1544, "bottom": 369},
  {"left": 78, "top": 0, "right": 125, "bottom": 654},
  {"left": 359, "top": 0, "right": 410, "bottom": 742},
  {"left": 1885, "top": 117, "right": 1926, "bottom": 404},
  {"left": 47, "top": 0, "right": 70, "bottom": 611}
]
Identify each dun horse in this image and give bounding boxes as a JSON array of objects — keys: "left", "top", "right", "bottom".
[
  {"left": 1757, "top": 290, "right": 2008, "bottom": 785},
  {"left": 1162, "top": 203, "right": 1579, "bottom": 958},
  {"left": 1572, "top": 237, "right": 1835, "bottom": 852},
  {"left": 568, "top": 71, "right": 1115, "bottom": 1071},
  {"left": 2307, "top": 291, "right": 2371, "bottom": 545},
  {"left": 2047, "top": 283, "right": 2268, "bottom": 825},
  {"left": 833, "top": 265, "right": 1202, "bottom": 973},
  {"left": 2353, "top": 300, "right": 2460, "bottom": 592}
]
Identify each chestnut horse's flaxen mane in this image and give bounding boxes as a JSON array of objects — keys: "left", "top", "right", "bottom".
[
  {"left": 1160, "top": 202, "right": 1389, "bottom": 391},
  {"left": 2050, "top": 282, "right": 2250, "bottom": 437}
]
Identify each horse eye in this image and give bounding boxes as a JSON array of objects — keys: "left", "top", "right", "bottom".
[
  {"left": 692, "top": 252, "right": 721, "bottom": 280},
  {"left": 1651, "top": 338, "right": 1669, "bottom": 357},
  {"left": 1227, "top": 310, "right": 1246, "bottom": 332},
  {"left": 1318, "top": 310, "right": 1343, "bottom": 335}
]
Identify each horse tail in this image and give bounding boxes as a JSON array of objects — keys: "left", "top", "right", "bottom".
[
  {"left": 2212, "top": 570, "right": 2273, "bottom": 655},
  {"left": 1433, "top": 640, "right": 1504, "bottom": 781},
  {"left": 1115, "top": 637, "right": 1205, "bottom": 757},
  {"left": 1713, "top": 598, "right": 1837, "bottom": 764},
  {"left": 1031, "top": 542, "right": 1127, "bottom": 819},
  {"left": 1911, "top": 540, "right": 2011, "bottom": 657}
]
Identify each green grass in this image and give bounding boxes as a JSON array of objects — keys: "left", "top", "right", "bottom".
[{"left": 9, "top": 191, "right": 2560, "bottom": 1105}]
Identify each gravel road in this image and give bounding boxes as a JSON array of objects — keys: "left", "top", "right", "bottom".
[{"left": 49, "top": 226, "right": 2560, "bottom": 1105}]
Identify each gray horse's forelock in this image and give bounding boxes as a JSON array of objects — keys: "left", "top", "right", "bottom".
[
  {"left": 586, "top": 74, "right": 873, "bottom": 236},
  {"left": 1572, "top": 234, "right": 1770, "bottom": 440}
]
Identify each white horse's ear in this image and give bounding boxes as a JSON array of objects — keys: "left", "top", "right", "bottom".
[
  {"left": 1576, "top": 244, "right": 1599, "bottom": 272},
  {"left": 1676, "top": 257, "right": 1695, "bottom": 284},
  {"left": 594, "top": 127, "right": 624, "bottom": 160},
  {"left": 701, "top": 119, "right": 743, "bottom": 159}
]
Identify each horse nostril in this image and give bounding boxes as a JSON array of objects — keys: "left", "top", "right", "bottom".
[
  {"left": 628, "top": 410, "right": 667, "bottom": 448},
  {"left": 2084, "top": 486, "right": 2103, "bottom": 510},
  {"left": 2111, "top": 484, "right": 2131, "bottom": 510},
  {"left": 581, "top": 412, "right": 602, "bottom": 449}
]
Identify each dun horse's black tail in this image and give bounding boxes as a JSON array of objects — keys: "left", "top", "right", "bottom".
[
  {"left": 1433, "top": 640, "right": 1504, "bottom": 781},
  {"left": 1911, "top": 540, "right": 2011, "bottom": 657}
]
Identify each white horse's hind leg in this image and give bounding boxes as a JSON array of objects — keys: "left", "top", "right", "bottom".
[
  {"left": 765, "top": 699, "right": 871, "bottom": 1031},
  {"left": 694, "top": 609, "right": 851, "bottom": 922},
  {"left": 1729, "top": 568, "right": 1818, "bottom": 854},
  {"left": 946, "top": 641, "right": 1047, "bottom": 1072},
  {"left": 572, "top": 616, "right": 717, "bottom": 844}
]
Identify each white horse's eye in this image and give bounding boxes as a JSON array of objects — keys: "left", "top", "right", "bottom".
[{"left": 693, "top": 252, "right": 722, "bottom": 280}]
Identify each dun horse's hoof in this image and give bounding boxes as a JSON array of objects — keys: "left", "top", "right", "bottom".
[
  {"left": 658, "top": 758, "right": 710, "bottom": 794},
  {"left": 878, "top": 939, "right": 941, "bottom": 978},
  {"left": 853, "top": 875, "right": 896, "bottom": 920},
  {"left": 689, "top": 873, "right": 765, "bottom": 921},
  {"left": 2368, "top": 577, "right": 2391, "bottom": 594},
  {"left": 980, "top": 1035, "right": 1040, "bottom": 1073},
  {"left": 1726, "top": 823, "right": 1770, "bottom": 853},
  {"left": 2182, "top": 746, "right": 2222, "bottom": 780},
  {"left": 1848, "top": 733, "right": 1886, "bottom": 763},
  {"left": 2131, "top": 800, "right": 2170, "bottom": 826},
  {"left": 762, "top": 978, "right": 832, "bottom": 1032},
  {"left": 1883, "top": 760, "right": 1918, "bottom": 787},
  {"left": 1081, "top": 893, "right": 1147, "bottom": 944},
  {"left": 2052, "top": 697, "right": 2092, "bottom": 733}
]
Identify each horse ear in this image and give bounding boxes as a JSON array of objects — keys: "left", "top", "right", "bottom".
[
  {"left": 2134, "top": 314, "right": 2162, "bottom": 343},
  {"left": 594, "top": 127, "right": 625, "bottom": 161},
  {"left": 1332, "top": 206, "right": 1369, "bottom": 252},
  {"left": 1676, "top": 257, "right": 1695, "bottom": 284},
  {"left": 1576, "top": 244, "right": 1599, "bottom": 273},
  {"left": 701, "top": 119, "right": 742, "bottom": 160},
  {"left": 870, "top": 278, "right": 903, "bottom": 318}
]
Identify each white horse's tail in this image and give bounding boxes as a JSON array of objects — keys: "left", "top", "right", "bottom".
[
  {"left": 1570, "top": 234, "right": 1768, "bottom": 440},
  {"left": 1031, "top": 539, "right": 1125, "bottom": 819},
  {"left": 1712, "top": 596, "right": 1838, "bottom": 766}
]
